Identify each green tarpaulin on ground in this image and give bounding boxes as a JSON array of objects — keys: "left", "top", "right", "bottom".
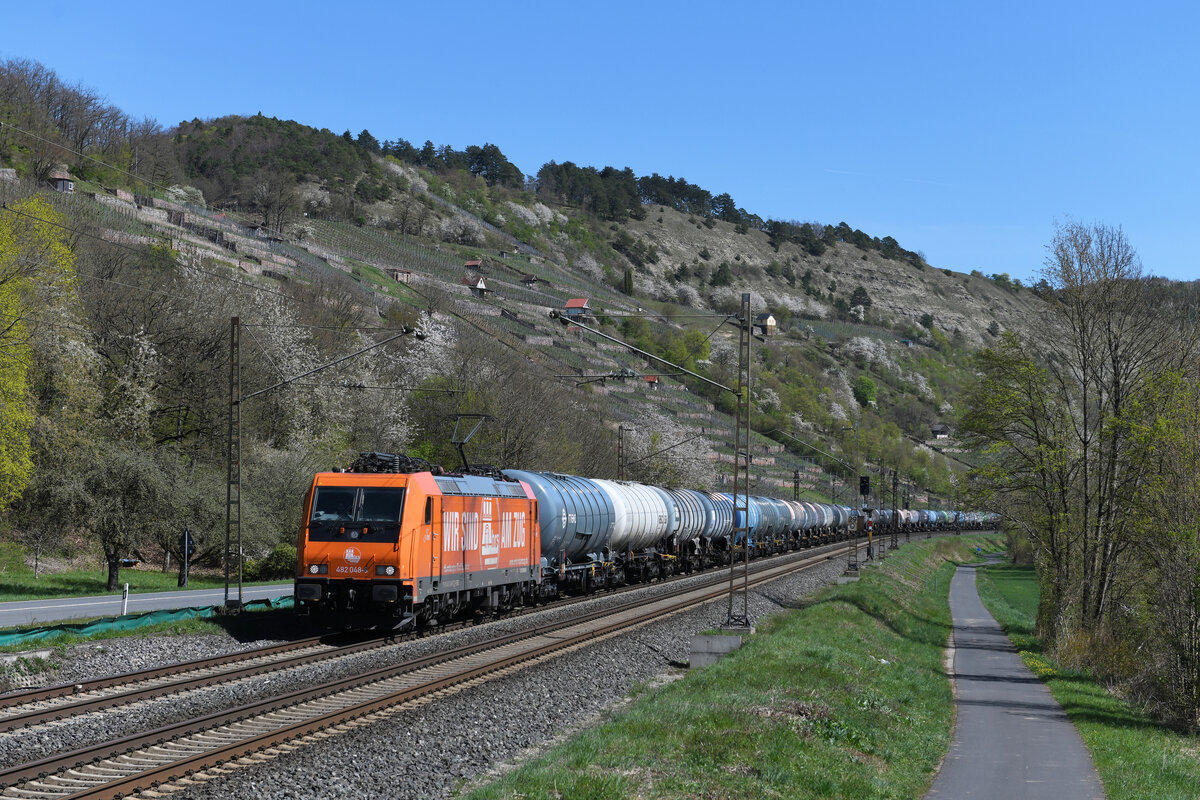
[{"left": 0, "top": 595, "right": 294, "bottom": 648}]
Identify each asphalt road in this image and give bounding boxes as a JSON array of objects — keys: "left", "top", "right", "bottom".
[
  {"left": 925, "top": 563, "right": 1104, "bottom": 799},
  {"left": 0, "top": 583, "right": 294, "bottom": 629}
]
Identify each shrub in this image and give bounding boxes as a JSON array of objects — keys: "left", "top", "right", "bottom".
[
  {"left": 853, "top": 375, "right": 877, "bottom": 407},
  {"left": 245, "top": 542, "right": 297, "bottom": 581}
]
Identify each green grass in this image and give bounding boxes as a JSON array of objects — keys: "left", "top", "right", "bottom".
[
  {"left": 0, "top": 568, "right": 287, "bottom": 602},
  {"left": 459, "top": 535, "right": 1002, "bottom": 800},
  {"left": 976, "top": 562, "right": 1200, "bottom": 800}
]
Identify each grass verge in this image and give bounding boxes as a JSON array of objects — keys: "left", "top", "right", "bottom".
[
  {"left": 460, "top": 535, "right": 1002, "bottom": 800},
  {"left": 976, "top": 562, "right": 1200, "bottom": 799}
]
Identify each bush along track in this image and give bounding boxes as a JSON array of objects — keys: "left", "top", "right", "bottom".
[
  {"left": 461, "top": 535, "right": 1002, "bottom": 800},
  {"left": 975, "top": 561, "right": 1200, "bottom": 800}
]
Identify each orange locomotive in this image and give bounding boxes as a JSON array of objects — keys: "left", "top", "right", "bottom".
[{"left": 294, "top": 455, "right": 542, "bottom": 627}]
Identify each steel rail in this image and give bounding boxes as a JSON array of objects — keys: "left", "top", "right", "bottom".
[
  {"left": 0, "top": 538, "right": 849, "bottom": 734},
  {"left": 0, "top": 635, "right": 331, "bottom": 709},
  {"left": 0, "top": 635, "right": 375, "bottom": 732},
  {"left": 0, "top": 545, "right": 845, "bottom": 799}
]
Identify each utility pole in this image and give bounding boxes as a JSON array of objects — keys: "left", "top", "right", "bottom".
[
  {"left": 927, "top": 492, "right": 933, "bottom": 540},
  {"left": 549, "top": 303, "right": 751, "bottom": 627},
  {"left": 726, "top": 293, "right": 752, "bottom": 630},
  {"left": 763, "top": 428, "right": 860, "bottom": 573},
  {"left": 890, "top": 469, "right": 899, "bottom": 551},
  {"left": 860, "top": 474, "right": 872, "bottom": 560},
  {"left": 225, "top": 319, "right": 416, "bottom": 612},
  {"left": 225, "top": 317, "right": 242, "bottom": 609}
]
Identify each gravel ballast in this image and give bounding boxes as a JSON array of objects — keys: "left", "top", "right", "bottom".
[
  {"left": 185, "top": 556, "right": 849, "bottom": 800},
  {"left": 0, "top": 552, "right": 853, "bottom": 797}
]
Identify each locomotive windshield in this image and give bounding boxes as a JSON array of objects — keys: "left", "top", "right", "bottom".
[
  {"left": 312, "top": 487, "right": 357, "bottom": 521},
  {"left": 309, "top": 487, "right": 406, "bottom": 542},
  {"left": 359, "top": 488, "right": 406, "bottom": 521}
]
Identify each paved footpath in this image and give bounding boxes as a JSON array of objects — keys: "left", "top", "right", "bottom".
[{"left": 925, "top": 563, "right": 1105, "bottom": 799}]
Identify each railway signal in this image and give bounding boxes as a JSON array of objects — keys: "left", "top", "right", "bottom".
[{"left": 179, "top": 528, "right": 195, "bottom": 587}]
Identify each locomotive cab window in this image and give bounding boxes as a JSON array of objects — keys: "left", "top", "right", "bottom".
[
  {"left": 360, "top": 488, "right": 405, "bottom": 522},
  {"left": 312, "top": 487, "right": 356, "bottom": 521},
  {"left": 309, "top": 486, "right": 406, "bottom": 543}
]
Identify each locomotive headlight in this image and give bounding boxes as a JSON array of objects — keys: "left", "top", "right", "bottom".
[
  {"left": 309, "top": 564, "right": 318, "bottom": 574},
  {"left": 374, "top": 565, "right": 396, "bottom": 576},
  {"left": 308, "top": 564, "right": 328, "bottom": 575}
]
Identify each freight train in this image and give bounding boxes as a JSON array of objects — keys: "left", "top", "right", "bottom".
[{"left": 294, "top": 453, "right": 995, "bottom": 627}]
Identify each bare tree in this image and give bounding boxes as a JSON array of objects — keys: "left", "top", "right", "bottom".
[
  {"left": 1040, "top": 222, "right": 1190, "bottom": 632},
  {"left": 964, "top": 222, "right": 1196, "bottom": 649},
  {"left": 243, "top": 169, "right": 298, "bottom": 234}
]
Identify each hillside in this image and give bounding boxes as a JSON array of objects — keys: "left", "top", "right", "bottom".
[
  {"left": 621, "top": 209, "right": 1042, "bottom": 348},
  {"left": 0, "top": 55, "right": 1051, "bottom": 580}
]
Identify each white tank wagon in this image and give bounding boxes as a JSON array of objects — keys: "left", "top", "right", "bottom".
[{"left": 591, "top": 479, "right": 671, "bottom": 553}]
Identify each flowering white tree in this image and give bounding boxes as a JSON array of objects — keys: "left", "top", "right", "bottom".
[
  {"left": 621, "top": 408, "right": 716, "bottom": 489},
  {"left": 755, "top": 385, "right": 781, "bottom": 413},
  {"left": 108, "top": 328, "right": 159, "bottom": 444}
]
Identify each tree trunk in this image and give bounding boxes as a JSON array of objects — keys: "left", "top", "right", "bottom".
[{"left": 106, "top": 556, "right": 121, "bottom": 591}]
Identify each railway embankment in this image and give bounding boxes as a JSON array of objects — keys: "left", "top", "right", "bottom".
[{"left": 461, "top": 535, "right": 1002, "bottom": 800}]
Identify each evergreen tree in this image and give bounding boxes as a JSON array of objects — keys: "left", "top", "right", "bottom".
[
  {"left": 356, "top": 129, "right": 381, "bottom": 154},
  {"left": 850, "top": 285, "right": 872, "bottom": 309},
  {"left": 710, "top": 262, "right": 733, "bottom": 287}
]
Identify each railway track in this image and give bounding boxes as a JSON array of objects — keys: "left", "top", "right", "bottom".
[
  {"left": 0, "top": 537, "right": 857, "bottom": 735},
  {"left": 0, "top": 543, "right": 848, "bottom": 799},
  {"left": 0, "top": 635, "right": 372, "bottom": 733}
]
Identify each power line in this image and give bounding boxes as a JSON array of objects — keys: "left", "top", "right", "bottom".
[
  {"left": 240, "top": 328, "right": 416, "bottom": 403},
  {"left": 0, "top": 120, "right": 161, "bottom": 193},
  {"left": 0, "top": 307, "right": 97, "bottom": 338},
  {"left": 240, "top": 322, "right": 405, "bottom": 332},
  {"left": 241, "top": 324, "right": 287, "bottom": 382},
  {"left": 287, "top": 382, "right": 463, "bottom": 393}
]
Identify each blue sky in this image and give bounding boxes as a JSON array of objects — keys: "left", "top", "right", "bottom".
[{"left": 4, "top": 1, "right": 1197, "bottom": 282}]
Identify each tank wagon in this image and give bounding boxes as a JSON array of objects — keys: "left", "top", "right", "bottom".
[{"left": 295, "top": 452, "right": 993, "bottom": 627}]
